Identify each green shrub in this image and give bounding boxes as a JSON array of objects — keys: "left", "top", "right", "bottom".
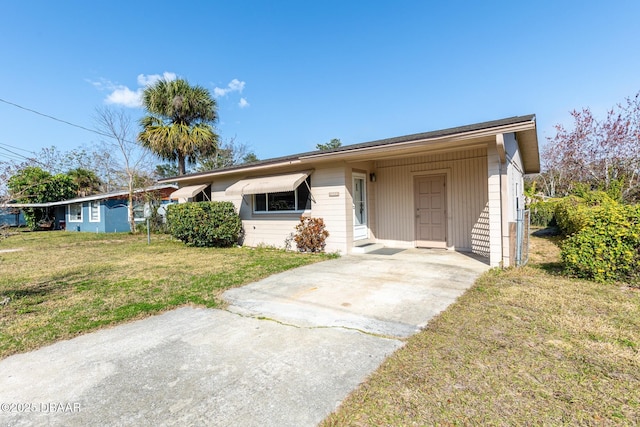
[
  {"left": 554, "top": 196, "right": 588, "bottom": 236},
  {"left": 554, "top": 192, "right": 616, "bottom": 236},
  {"left": 529, "top": 199, "right": 559, "bottom": 227},
  {"left": 166, "top": 201, "right": 242, "bottom": 247},
  {"left": 294, "top": 217, "right": 329, "bottom": 253},
  {"left": 561, "top": 201, "right": 640, "bottom": 283}
]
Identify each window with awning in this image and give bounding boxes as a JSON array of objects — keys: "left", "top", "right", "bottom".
[
  {"left": 169, "top": 184, "right": 209, "bottom": 200},
  {"left": 225, "top": 171, "right": 312, "bottom": 213},
  {"left": 224, "top": 171, "right": 312, "bottom": 196}
]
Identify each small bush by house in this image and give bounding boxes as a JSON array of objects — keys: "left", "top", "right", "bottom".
[
  {"left": 166, "top": 201, "right": 242, "bottom": 247},
  {"left": 294, "top": 216, "right": 329, "bottom": 253}
]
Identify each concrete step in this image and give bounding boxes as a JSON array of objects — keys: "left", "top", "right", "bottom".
[{"left": 351, "top": 243, "right": 384, "bottom": 254}]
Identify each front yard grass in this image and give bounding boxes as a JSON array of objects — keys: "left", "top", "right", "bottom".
[
  {"left": 0, "top": 230, "right": 331, "bottom": 360},
  {"left": 322, "top": 232, "right": 640, "bottom": 426}
]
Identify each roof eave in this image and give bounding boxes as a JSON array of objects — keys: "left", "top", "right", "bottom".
[
  {"left": 300, "top": 120, "right": 538, "bottom": 162},
  {"left": 159, "top": 115, "right": 539, "bottom": 182}
]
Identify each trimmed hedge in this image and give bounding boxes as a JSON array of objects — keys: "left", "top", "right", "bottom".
[
  {"left": 559, "top": 195, "right": 640, "bottom": 284},
  {"left": 166, "top": 201, "right": 242, "bottom": 247}
]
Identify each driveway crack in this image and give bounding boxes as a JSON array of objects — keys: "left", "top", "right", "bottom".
[{"left": 221, "top": 308, "right": 404, "bottom": 341}]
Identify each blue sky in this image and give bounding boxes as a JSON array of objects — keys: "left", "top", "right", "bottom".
[{"left": 1, "top": 1, "right": 639, "bottom": 167}]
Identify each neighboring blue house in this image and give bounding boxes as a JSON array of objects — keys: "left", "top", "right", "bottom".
[
  {"left": 0, "top": 207, "right": 26, "bottom": 227},
  {"left": 7, "top": 185, "right": 177, "bottom": 232}
]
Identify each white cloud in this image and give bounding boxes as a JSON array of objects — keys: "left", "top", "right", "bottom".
[
  {"left": 105, "top": 86, "right": 143, "bottom": 108},
  {"left": 213, "top": 87, "right": 228, "bottom": 97},
  {"left": 90, "top": 71, "right": 177, "bottom": 108},
  {"left": 214, "top": 78, "right": 246, "bottom": 98},
  {"left": 137, "top": 72, "right": 177, "bottom": 87},
  {"left": 238, "top": 98, "right": 250, "bottom": 108}
]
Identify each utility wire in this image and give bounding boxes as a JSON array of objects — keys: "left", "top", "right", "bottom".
[
  {"left": 0, "top": 142, "right": 37, "bottom": 155},
  {"left": 0, "top": 97, "right": 114, "bottom": 139},
  {"left": 0, "top": 97, "right": 139, "bottom": 145},
  {"left": 0, "top": 146, "right": 34, "bottom": 162}
]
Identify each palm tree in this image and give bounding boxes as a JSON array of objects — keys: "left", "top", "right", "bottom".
[{"left": 138, "top": 78, "right": 218, "bottom": 175}]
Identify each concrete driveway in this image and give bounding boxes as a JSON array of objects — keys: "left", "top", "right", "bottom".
[{"left": 0, "top": 249, "right": 488, "bottom": 427}]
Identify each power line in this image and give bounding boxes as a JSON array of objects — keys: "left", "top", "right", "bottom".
[
  {"left": 0, "top": 142, "right": 36, "bottom": 155},
  {"left": 0, "top": 145, "right": 35, "bottom": 162},
  {"left": 0, "top": 97, "right": 114, "bottom": 139},
  {"left": 0, "top": 97, "right": 137, "bottom": 143}
]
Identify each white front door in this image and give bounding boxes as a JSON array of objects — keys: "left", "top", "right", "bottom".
[{"left": 353, "top": 173, "right": 368, "bottom": 240}]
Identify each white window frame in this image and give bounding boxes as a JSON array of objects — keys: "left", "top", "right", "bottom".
[
  {"left": 68, "top": 203, "right": 83, "bottom": 222},
  {"left": 133, "top": 201, "right": 146, "bottom": 222},
  {"left": 89, "top": 201, "right": 100, "bottom": 222}
]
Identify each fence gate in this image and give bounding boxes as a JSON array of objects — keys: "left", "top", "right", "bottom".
[{"left": 515, "top": 209, "right": 530, "bottom": 266}]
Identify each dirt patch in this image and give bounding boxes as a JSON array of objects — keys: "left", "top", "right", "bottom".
[{"left": 0, "top": 249, "right": 23, "bottom": 254}]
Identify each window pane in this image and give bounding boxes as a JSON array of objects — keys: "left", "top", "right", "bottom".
[
  {"left": 70, "top": 203, "right": 82, "bottom": 221},
  {"left": 297, "top": 179, "right": 311, "bottom": 210},
  {"left": 90, "top": 202, "right": 99, "bottom": 221},
  {"left": 268, "top": 192, "right": 295, "bottom": 211},
  {"left": 254, "top": 194, "right": 266, "bottom": 211},
  {"left": 133, "top": 202, "right": 145, "bottom": 220}
]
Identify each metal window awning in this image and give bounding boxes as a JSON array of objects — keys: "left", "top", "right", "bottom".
[
  {"left": 169, "top": 184, "right": 208, "bottom": 200},
  {"left": 225, "top": 171, "right": 311, "bottom": 196}
]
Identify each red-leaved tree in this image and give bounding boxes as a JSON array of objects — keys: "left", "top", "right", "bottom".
[{"left": 540, "top": 92, "right": 640, "bottom": 202}]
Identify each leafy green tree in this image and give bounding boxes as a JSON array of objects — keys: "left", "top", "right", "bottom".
[
  {"left": 138, "top": 78, "right": 218, "bottom": 175},
  {"left": 316, "top": 138, "right": 342, "bottom": 151},
  {"left": 197, "top": 138, "right": 258, "bottom": 171},
  {"left": 242, "top": 152, "right": 259, "bottom": 164},
  {"left": 8, "top": 166, "right": 77, "bottom": 229},
  {"left": 67, "top": 168, "right": 102, "bottom": 197},
  {"left": 154, "top": 163, "right": 180, "bottom": 180}
]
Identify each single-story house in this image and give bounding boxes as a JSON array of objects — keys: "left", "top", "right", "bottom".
[
  {"left": 7, "top": 185, "right": 177, "bottom": 232},
  {"left": 159, "top": 115, "right": 539, "bottom": 267}
]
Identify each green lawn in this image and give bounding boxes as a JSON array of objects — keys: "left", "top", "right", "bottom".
[
  {"left": 322, "top": 233, "right": 640, "bottom": 426},
  {"left": 3, "top": 230, "right": 639, "bottom": 424},
  {"left": 0, "top": 230, "right": 331, "bottom": 359}
]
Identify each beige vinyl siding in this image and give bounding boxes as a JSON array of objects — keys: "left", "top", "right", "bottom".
[
  {"left": 209, "top": 167, "right": 349, "bottom": 251},
  {"left": 374, "top": 147, "right": 489, "bottom": 255},
  {"left": 210, "top": 177, "right": 300, "bottom": 248},
  {"left": 307, "top": 165, "right": 348, "bottom": 254}
]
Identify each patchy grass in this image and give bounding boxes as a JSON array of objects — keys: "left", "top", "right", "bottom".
[
  {"left": 323, "top": 231, "right": 640, "bottom": 426},
  {"left": 0, "top": 231, "right": 331, "bottom": 360}
]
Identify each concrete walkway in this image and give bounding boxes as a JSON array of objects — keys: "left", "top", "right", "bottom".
[{"left": 0, "top": 249, "right": 489, "bottom": 427}]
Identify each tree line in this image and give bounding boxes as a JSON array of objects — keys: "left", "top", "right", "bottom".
[
  {"left": 530, "top": 91, "right": 640, "bottom": 203},
  {"left": 1, "top": 78, "right": 258, "bottom": 231}
]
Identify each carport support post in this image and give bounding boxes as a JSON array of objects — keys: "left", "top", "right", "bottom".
[{"left": 487, "top": 134, "right": 510, "bottom": 268}]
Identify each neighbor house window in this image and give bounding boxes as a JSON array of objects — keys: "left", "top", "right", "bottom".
[
  {"left": 68, "top": 203, "right": 83, "bottom": 222},
  {"left": 89, "top": 201, "right": 100, "bottom": 222},
  {"left": 253, "top": 178, "right": 311, "bottom": 213},
  {"left": 133, "top": 201, "right": 145, "bottom": 221}
]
